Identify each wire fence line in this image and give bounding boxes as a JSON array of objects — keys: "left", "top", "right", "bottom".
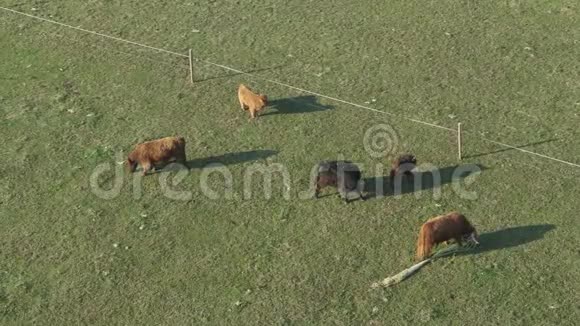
[
  {"left": 0, "top": 7, "right": 188, "bottom": 58},
  {"left": 37, "top": 30, "right": 330, "bottom": 112},
  {"left": 46, "top": 31, "right": 192, "bottom": 70},
  {"left": 2, "top": 6, "right": 579, "bottom": 169}
]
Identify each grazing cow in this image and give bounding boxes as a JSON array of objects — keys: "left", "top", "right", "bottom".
[
  {"left": 314, "top": 160, "right": 365, "bottom": 203},
  {"left": 390, "top": 154, "right": 417, "bottom": 180},
  {"left": 127, "top": 136, "right": 187, "bottom": 176},
  {"left": 238, "top": 84, "right": 268, "bottom": 119},
  {"left": 416, "top": 212, "right": 479, "bottom": 261}
]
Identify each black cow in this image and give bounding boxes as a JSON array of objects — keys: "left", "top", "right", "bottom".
[
  {"left": 390, "top": 154, "right": 417, "bottom": 179},
  {"left": 314, "top": 160, "right": 365, "bottom": 203}
]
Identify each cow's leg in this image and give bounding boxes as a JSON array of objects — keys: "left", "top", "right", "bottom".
[
  {"left": 314, "top": 178, "right": 321, "bottom": 199},
  {"left": 141, "top": 161, "right": 152, "bottom": 176},
  {"left": 340, "top": 190, "right": 350, "bottom": 204}
]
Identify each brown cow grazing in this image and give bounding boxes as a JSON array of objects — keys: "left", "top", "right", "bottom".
[
  {"left": 238, "top": 84, "right": 268, "bottom": 119},
  {"left": 390, "top": 154, "right": 417, "bottom": 180},
  {"left": 416, "top": 212, "right": 479, "bottom": 261},
  {"left": 314, "top": 160, "right": 365, "bottom": 203},
  {"left": 127, "top": 136, "right": 187, "bottom": 176}
]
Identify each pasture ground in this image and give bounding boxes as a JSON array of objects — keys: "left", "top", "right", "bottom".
[{"left": 1, "top": 1, "right": 579, "bottom": 324}]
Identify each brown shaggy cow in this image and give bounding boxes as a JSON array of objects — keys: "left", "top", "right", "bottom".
[
  {"left": 127, "top": 136, "right": 186, "bottom": 176},
  {"left": 238, "top": 84, "right": 268, "bottom": 119},
  {"left": 390, "top": 154, "right": 417, "bottom": 180},
  {"left": 416, "top": 212, "right": 479, "bottom": 261},
  {"left": 314, "top": 160, "right": 365, "bottom": 203}
]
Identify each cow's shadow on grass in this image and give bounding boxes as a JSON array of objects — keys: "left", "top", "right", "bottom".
[
  {"left": 186, "top": 149, "right": 278, "bottom": 169},
  {"left": 363, "top": 164, "right": 486, "bottom": 199},
  {"left": 147, "top": 150, "right": 278, "bottom": 173},
  {"left": 459, "top": 224, "right": 556, "bottom": 256},
  {"left": 262, "top": 95, "right": 334, "bottom": 116}
]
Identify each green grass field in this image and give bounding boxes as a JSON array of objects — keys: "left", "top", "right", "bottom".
[{"left": 1, "top": 1, "right": 579, "bottom": 324}]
